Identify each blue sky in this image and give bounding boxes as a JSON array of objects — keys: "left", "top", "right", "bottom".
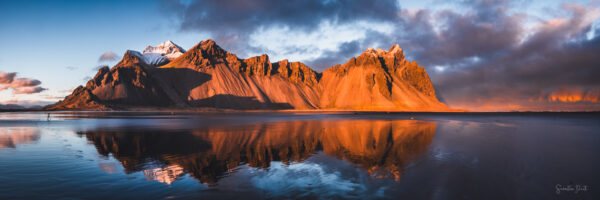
[{"left": 0, "top": 0, "right": 599, "bottom": 110}]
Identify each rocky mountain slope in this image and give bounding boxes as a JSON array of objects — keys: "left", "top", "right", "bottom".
[
  {"left": 46, "top": 39, "right": 450, "bottom": 111},
  {"left": 319, "top": 45, "right": 447, "bottom": 110}
]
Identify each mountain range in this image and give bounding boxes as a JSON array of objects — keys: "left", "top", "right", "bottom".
[
  {"left": 0, "top": 104, "right": 26, "bottom": 110},
  {"left": 45, "top": 39, "right": 450, "bottom": 111}
]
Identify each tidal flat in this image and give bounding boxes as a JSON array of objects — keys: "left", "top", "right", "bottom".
[{"left": 0, "top": 111, "right": 598, "bottom": 199}]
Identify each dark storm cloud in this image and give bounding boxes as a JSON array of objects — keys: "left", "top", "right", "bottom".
[
  {"left": 304, "top": 40, "right": 362, "bottom": 70},
  {"left": 304, "top": 30, "right": 401, "bottom": 71},
  {"left": 390, "top": 0, "right": 523, "bottom": 68},
  {"left": 302, "top": 0, "right": 522, "bottom": 70},
  {"left": 171, "top": 0, "right": 399, "bottom": 31},
  {"left": 427, "top": 3, "right": 600, "bottom": 110},
  {"left": 164, "top": 0, "right": 400, "bottom": 54},
  {"left": 299, "top": 0, "right": 523, "bottom": 71}
]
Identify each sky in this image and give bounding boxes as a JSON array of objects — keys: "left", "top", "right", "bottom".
[{"left": 0, "top": 0, "right": 599, "bottom": 111}]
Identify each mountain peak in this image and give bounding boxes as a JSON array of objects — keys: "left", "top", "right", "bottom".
[
  {"left": 193, "top": 39, "right": 228, "bottom": 59},
  {"left": 160, "top": 39, "right": 229, "bottom": 68},
  {"left": 163, "top": 40, "right": 175, "bottom": 45},
  {"left": 115, "top": 50, "right": 147, "bottom": 67},
  {"left": 362, "top": 44, "right": 404, "bottom": 58},
  {"left": 197, "top": 39, "right": 220, "bottom": 50},
  {"left": 201, "top": 39, "right": 215, "bottom": 43},
  {"left": 143, "top": 40, "right": 186, "bottom": 60},
  {"left": 389, "top": 44, "right": 402, "bottom": 53}
]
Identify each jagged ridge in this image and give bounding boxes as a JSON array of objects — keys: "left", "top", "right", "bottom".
[
  {"left": 319, "top": 44, "right": 446, "bottom": 110},
  {"left": 47, "top": 39, "right": 449, "bottom": 111}
]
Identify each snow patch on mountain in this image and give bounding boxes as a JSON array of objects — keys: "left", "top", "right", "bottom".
[
  {"left": 143, "top": 53, "right": 169, "bottom": 66},
  {"left": 125, "top": 40, "right": 186, "bottom": 67},
  {"left": 125, "top": 50, "right": 169, "bottom": 66},
  {"left": 143, "top": 40, "right": 186, "bottom": 60}
]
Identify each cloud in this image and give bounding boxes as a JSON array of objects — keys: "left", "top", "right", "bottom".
[
  {"left": 0, "top": 72, "right": 16, "bottom": 84},
  {"left": 12, "top": 86, "right": 47, "bottom": 94},
  {"left": 98, "top": 51, "right": 119, "bottom": 62},
  {"left": 60, "top": 88, "right": 76, "bottom": 93},
  {"left": 9, "top": 78, "right": 41, "bottom": 87},
  {"left": 303, "top": 40, "right": 363, "bottom": 70},
  {"left": 164, "top": 0, "right": 400, "bottom": 56},
  {"left": 40, "top": 93, "right": 67, "bottom": 101},
  {"left": 66, "top": 66, "right": 77, "bottom": 71},
  {"left": 532, "top": 88, "right": 599, "bottom": 103},
  {"left": 169, "top": 0, "right": 399, "bottom": 32},
  {"left": 426, "top": 2, "right": 600, "bottom": 110},
  {"left": 0, "top": 71, "right": 46, "bottom": 95}
]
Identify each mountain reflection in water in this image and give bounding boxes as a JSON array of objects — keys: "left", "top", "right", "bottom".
[{"left": 79, "top": 120, "right": 436, "bottom": 185}]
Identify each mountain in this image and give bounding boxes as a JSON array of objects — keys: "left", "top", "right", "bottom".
[
  {"left": 46, "top": 50, "right": 172, "bottom": 110},
  {"left": 156, "top": 39, "right": 320, "bottom": 109},
  {"left": 46, "top": 39, "right": 450, "bottom": 111},
  {"left": 0, "top": 104, "right": 25, "bottom": 110},
  {"left": 319, "top": 45, "right": 448, "bottom": 110}
]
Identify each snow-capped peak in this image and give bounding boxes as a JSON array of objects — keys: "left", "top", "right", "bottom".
[{"left": 143, "top": 40, "right": 186, "bottom": 60}]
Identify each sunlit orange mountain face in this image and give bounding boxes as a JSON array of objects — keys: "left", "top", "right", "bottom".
[
  {"left": 79, "top": 119, "right": 436, "bottom": 184},
  {"left": 45, "top": 40, "right": 451, "bottom": 111}
]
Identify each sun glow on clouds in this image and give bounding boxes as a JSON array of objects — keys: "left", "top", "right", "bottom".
[{"left": 532, "top": 88, "right": 600, "bottom": 103}]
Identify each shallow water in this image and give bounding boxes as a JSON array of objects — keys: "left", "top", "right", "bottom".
[{"left": 0, "top": 112, "right": 598, "bottom": 199}]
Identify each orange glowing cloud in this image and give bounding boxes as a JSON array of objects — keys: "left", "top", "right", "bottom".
[{"left": 532, "top": 88, "right": 600, "bottom": 103}]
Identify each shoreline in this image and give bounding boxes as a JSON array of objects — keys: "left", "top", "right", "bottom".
[{"left": 1, "top": 108, "right": 599, "bottom": 114}]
